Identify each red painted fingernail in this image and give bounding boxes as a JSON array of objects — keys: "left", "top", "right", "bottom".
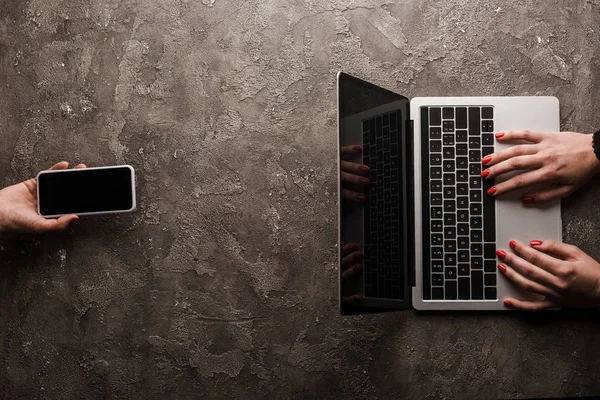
[
  {"left": 498, "top": 264, "right": 507, "bottom": 273},
  {"left": 359, "top": 178, "right": 369, "bottom": 184},
  {"left": 509, "top": 240, "right": 516, "bottom": 249},
  {"left": 353, "top": 146, "right": 362, "bottom": 152},
  {"left": 482, "top": 155, "right": 492, "bottom": 164},
  {"left": 503, "top": 299, "right": 512, "bottom": 307},
  {"left": 496, "top": 250, "right": 506, "bottom": 259},
  {"left": 358, "top": 165, "right": 369, "bottom": 172},
  {"left": 530, "top": 240, "right": 543, "bottom": 246},
  {"left": 480, "top": 169, "right": 490, "bottom": 178},
  {"left": 487, "top": 186, "right": 497, "bottom": 196},
  {"left": 523, "top": 197, "right": 535, "bottom": 204},
  {"left": 496, "top": 132, "right": 505, "bottom": 139},
  {"left": 353, "top": 264, "right": 362, "bottom": 273},
  {"left": 358, "top": 194, "right": 367, "bottom": 202}
]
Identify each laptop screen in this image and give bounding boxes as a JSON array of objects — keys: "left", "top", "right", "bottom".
[{"left": 338, "top": 73, "right": 412, "bottom": 314}]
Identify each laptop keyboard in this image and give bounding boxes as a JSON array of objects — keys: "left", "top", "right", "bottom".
[
  {"left": 421, "top": 106, "right": 497, "bottom": 300},
  {"left": 361, "top": 110, "right": 404, "bottom": 300}
]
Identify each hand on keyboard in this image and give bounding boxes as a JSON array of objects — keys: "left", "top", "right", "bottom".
[
  {"left": 340, "top": 145, "right": 369, "bottom": 203},
  {"left": 497, "top": 239, "right": 600, "bottom": 310},
  {"left": 340, "top": 242, "right": 363, "bottom": 304},
  {"left": 481, "top": 131, "right": 600, "bottom": 204}
]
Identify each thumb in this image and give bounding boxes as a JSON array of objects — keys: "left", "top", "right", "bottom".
[{"left": 38, "top": 215, "right": 80, "bottom": 232}]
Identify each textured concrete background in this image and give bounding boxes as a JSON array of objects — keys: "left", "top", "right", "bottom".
[{"left": 1, "top": 0, "right": 600, "bottom": 398}]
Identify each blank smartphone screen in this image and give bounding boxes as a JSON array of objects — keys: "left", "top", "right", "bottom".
[{"left": 38, "top": 167, "right": 134, "bottom": 216}]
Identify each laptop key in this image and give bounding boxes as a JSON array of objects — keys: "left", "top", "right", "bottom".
[
  {"left": 457, "top": 157, "right": 468, "bottom": 169},
  {"left": 456, "top": 143, "right": 468, "bottom": 155},
  {"left": 431, "top": 167, "right": 442, "bottom": 178},
  {"left": 457, "top": 170, "right": 468, "bottom": 182},
  {"left": 470, "top": 190, "right": 482, "bottom": 202},
  {"left": 432, "top": 247, "right": 443, "bottom": 259},
  {"left": 485, "top": 287, "right": 497, "bottom": 300},
  {"left": 457, "top": 210, "right": 469, "bottom": 223},
  {"left": 430, "top": 127, "right": 442, "bottom": 139},
  {"left": 484, "top": 260, "right": 496, "bottom": 272},
  {"left": 457, "top": 183, "right": 469, "bottom": 196},
  {"left": 458, "top": 250, "right": 469, "bottom": 262},
  {"left": 457, "top": 223, "right": 469, "bottom": 236},
  {"left": 444, "top": 227, "right": 456, "bottom": 239},
  {"left": 444, "top": 187, "right": 455, "bottom": 198},
  {"left": 443, "top": 173, "right": 456, "bottom": 186},
  {"left": 432, "top": 273, "right": 444, "bottom": 286},
  {"left": 482, "top": 146, "right": 494, "bottom": 158},
  {"left": 468, "top": 107, "right": 481, "bottom": 136},
  {"left": 432, "top": 287, "right": 444, "bottom": 299},
  {"left": 445, "top": 240, "right": 457, "bottom": 253},
  {"left": 482, "top": 133, "right": 494, "bottom": 145},
  {"left": 469, "top": 137, "right": 481, "bottom": 149},
  {"left": 444, "top": 200, "right": 456, "bottom": 212},
  {"left": 443, "top": 147, "right": 455, "bottom": 159},
  {"left": 456, "top": 130, "right": 467, "bottom": 142},
  {"left": 443, "top": 160, "right": 455, "bottom": 172},
  {"left": 432, "top": 260, "right": 444, "bottom": 272},
  {"left": 444, "top": 213, "right": 456, "bottom": 225},
  {"left": 430, "top": 154, "right": 442, "bottom": 165},
  {"left": 469, "top": 163, "right": 481, "bottom": 176},
  {"left": 484, "top": 244, "right": 496, "bottom": 259},
  {"left": 469, "top": 176, "right": 482, "bottom": 189},
  {"left": 432, "top": 221, "right": 443, "bottom": 232},
  {"left": 485, "top": 273, "right": 497, "bottom": 286},
  {"left": 472, "top": 257, "right": 483, "bottom": 269},
  {"left": 430, "top": 140, "right": 442, "bottom": 152},
  {"left": 431, "top": 180, "right": 442, "bottom": 192},
  {"left": 443, "top": 134, "right": 455, "bottom": 146},
  {"left": 458, "top": 278, "right": 470, "bottom": 299},
  {"left": 432, "top": 207, "right": 442, "bottom": 219},
  {"left": 443, "top": 107, "right": 454, "bottom": 119},
  {"left": 471, "top": 271, "right": 484, "bottom": 299},
  {"left": 457, "top": 196, "right": 469, "bottom": 209},
  {"left": 445, "top": 280, "right": 457, "bottom": 300},
  {"left": 470, "top": 203, "right": 482, "bottom": 215},
  {"left": 443, "top": 121, "right": 455, "bottom": 132},
  {"left": 430, "top": 108, "right": 442, "bottom": 125},
  {"left": 471, "top": 243, "right": 483, "bottom": 255},
  {"left": 456, "top": 107, "right": 467, "bottom": 128},
  {"left": 445, "top": 267, "right": 457, "bottom": 279},
  {"left": 431, "top": 193, "right": 442, "bottom": 205},
  {"left": 469, "top": 150, "right": 481, "bottom": 163},
  {"left": 470, "top": 230, "right": 482, "bottom": 242},
  {"left": 482, "top": 107, "right": 493, "bottom": 119},
  {"left": 445, "top": 253, "right": 457, "bottom": 265},
  {"left": 458, "top": 236, "right": 469, "bottom": 249},
  {"left": 458, "top": 264, "right": 470, "bottom": 276},
  {"left": 482, "top": 120, "right": 494, "bottom": 132}
]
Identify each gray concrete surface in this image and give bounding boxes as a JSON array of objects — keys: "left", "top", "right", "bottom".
[{"left": 1, "top": 0, "right": 600, "bottom": 398}]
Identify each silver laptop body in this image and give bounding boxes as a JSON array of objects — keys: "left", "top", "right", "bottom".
[{"left": 337, "top": 72, "right": 561, "bottom": 313}]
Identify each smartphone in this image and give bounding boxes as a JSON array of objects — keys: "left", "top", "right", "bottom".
[{"left": 37, "top": 165, "right": 137, "bottom": 218}]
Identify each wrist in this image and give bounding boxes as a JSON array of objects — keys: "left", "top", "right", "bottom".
[{"left": 590, "top": 131, "right": 600, "bottom": 175}]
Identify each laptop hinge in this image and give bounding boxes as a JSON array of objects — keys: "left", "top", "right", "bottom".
[{"left": 407, "top": 118, "right": 416, "bottom": 287}]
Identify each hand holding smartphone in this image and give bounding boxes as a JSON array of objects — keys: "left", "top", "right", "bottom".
[{"left": 37, "top": 165, "right": 137, "bottom": 218}]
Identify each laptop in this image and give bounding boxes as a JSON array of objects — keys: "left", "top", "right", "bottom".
[{"left": 337, "top": 72, "right": 562, "bottom": 313}]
